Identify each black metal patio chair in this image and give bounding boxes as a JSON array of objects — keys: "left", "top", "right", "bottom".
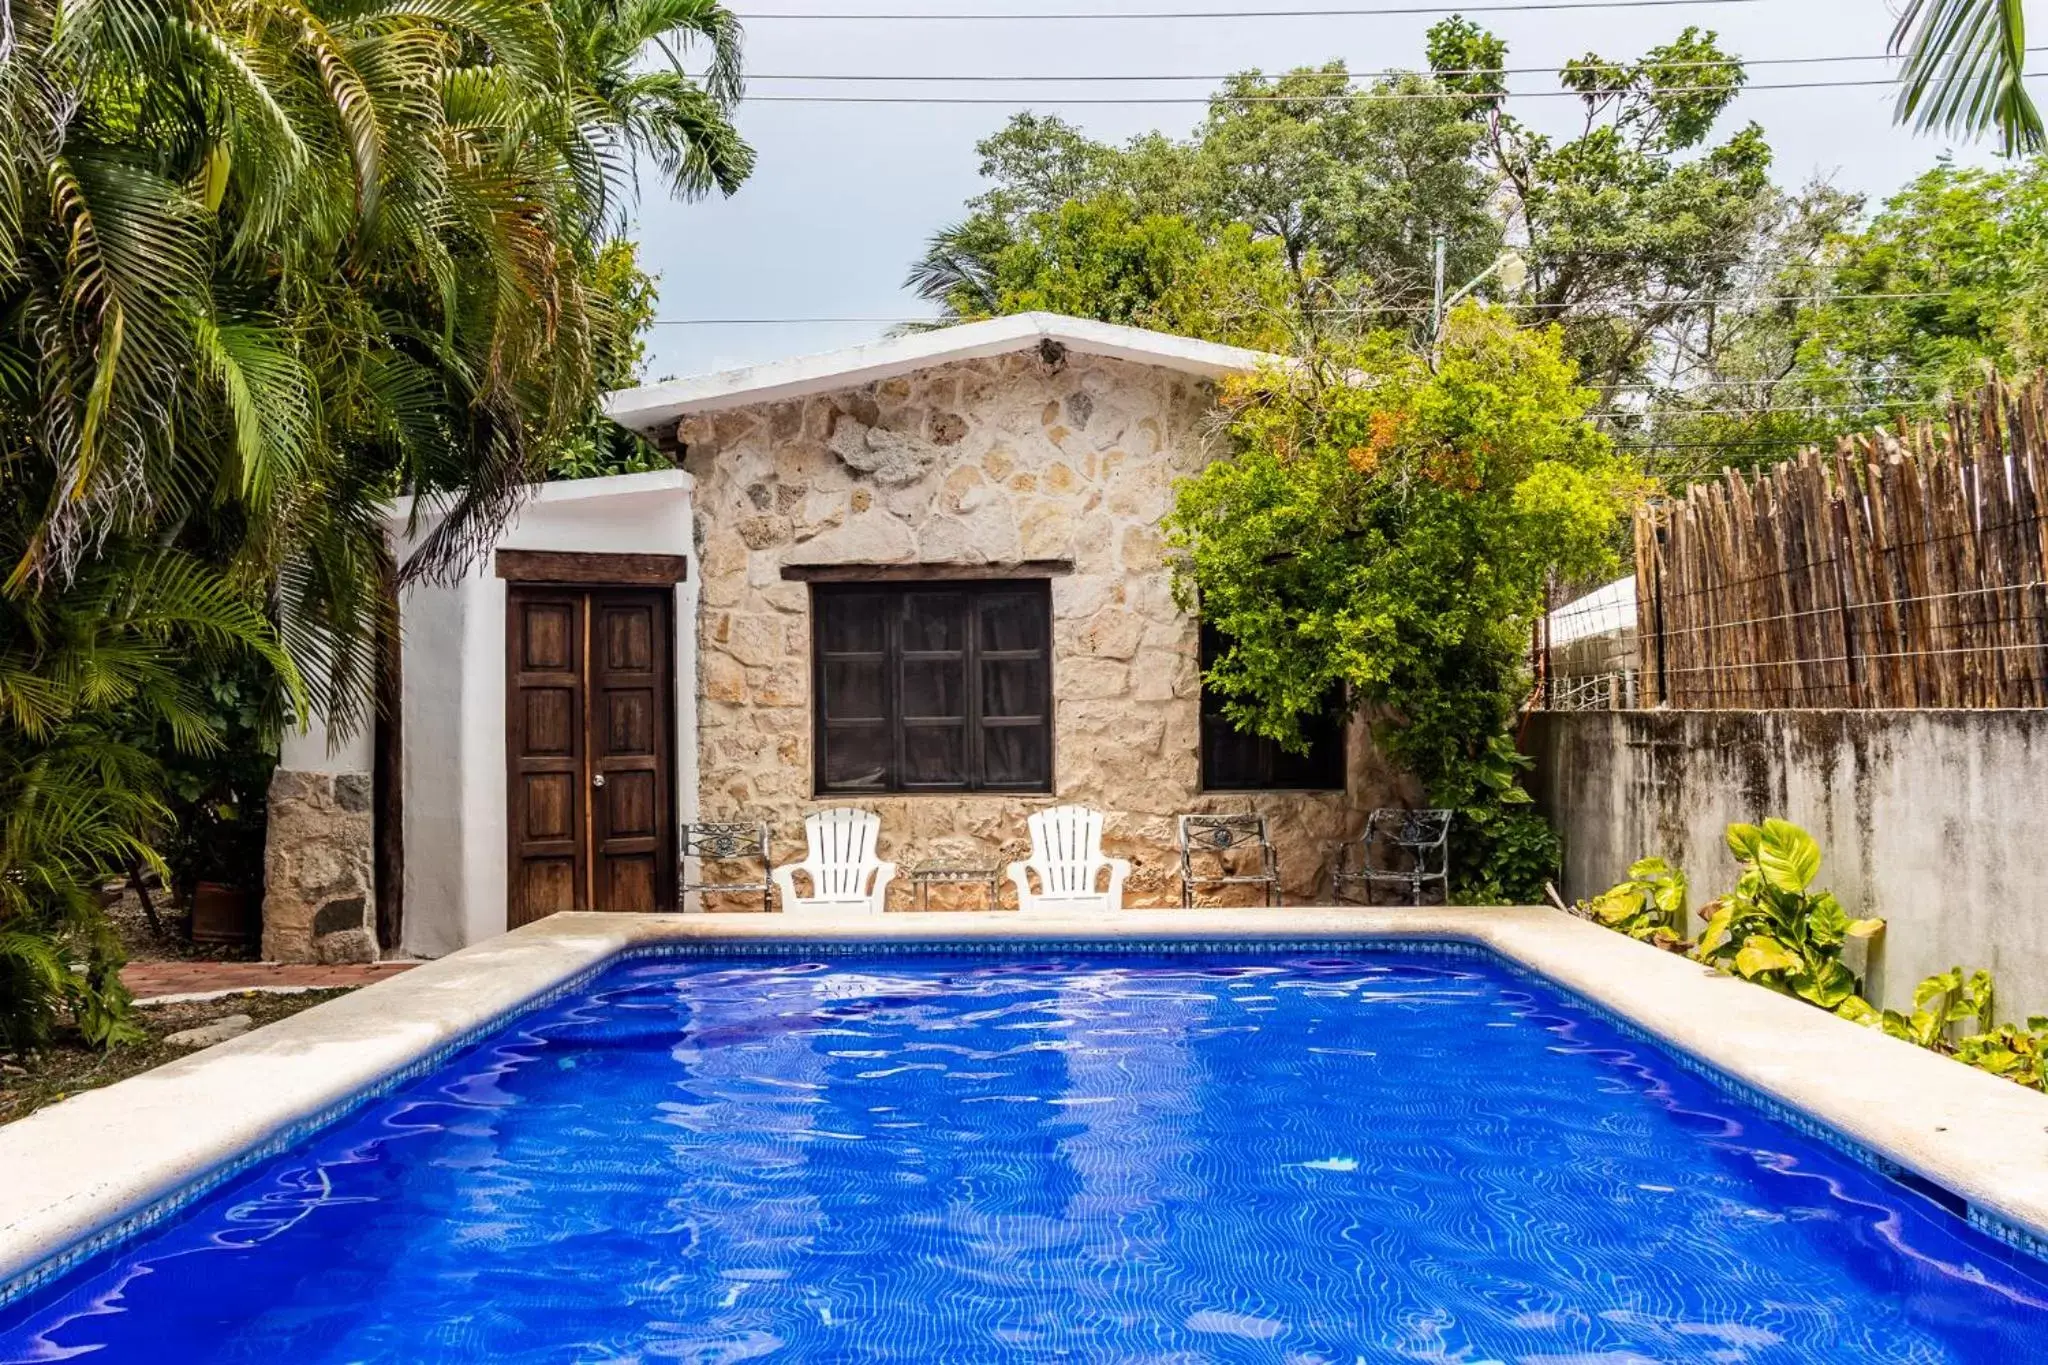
[
  {"left": 1331, "top": 808, "right": 1452, "bottom": 907},
  {"left": 1176, "top": 813, "right": 1282, "bottom": 908}
]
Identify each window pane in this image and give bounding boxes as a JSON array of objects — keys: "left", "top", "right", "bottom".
[
  {"left": 813, "top": 580, "right": 1053, "bottom": 795},
  {"left": 823, "top": 660, "right": 885, "bottom": 721},
  {"left": 901, "top": 593, "right": 967, "bottom": 652},
  {"left": 981, "top": 659, "right": 1045, "bottom": 719},
  {"left": 902, "top": 723, "right": 967, "bottom": 785},
  {"left": 1202, "top": 719, "right": 1269, "bottom": 791},
  {"left": 820, "top": 594, "right": 886, "bottom": 654},
  {"left": 978, "top": 592, "right": 1045, "bottom": 653},
  {"left": 1199, "top": 619, "right": 1343, "bottom": 791},
  {"left": 981, "top": 725, "right": 1048, "bottom": 788},
  {"left": 1272, "top": 712, "right": 1347, "bottom": 788},
  {"left": 821, "top": 724, "right": 890, "bottom": 789},
  {"left": 902, "top": 658, "right": 965, "bottom": 718}
]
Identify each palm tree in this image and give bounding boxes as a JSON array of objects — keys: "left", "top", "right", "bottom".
[
  {"left": 558, "top": 0, "right": 757, "bottom": 217},
  {"left": 1892, "top": 0, "right": 2045, "bottom": 156},
  {"left": 0, "top": 0, "right": 752, "bottom": 1044},
  {"left": 0, "top": 535, "right": 301, "bottom": 1048}
]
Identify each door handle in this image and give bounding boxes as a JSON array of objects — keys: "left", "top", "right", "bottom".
[{"left": 592, "top": 773, "right": 606, "bottom": 788}]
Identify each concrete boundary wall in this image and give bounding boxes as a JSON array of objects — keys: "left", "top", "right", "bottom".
[{"left": 1527, "top": 709, "right": 2048, "bottom": 1018}]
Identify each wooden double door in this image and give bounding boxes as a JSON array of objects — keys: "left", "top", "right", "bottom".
[{"left": 507, "top": 586, "right": 675, "bottom": 925}]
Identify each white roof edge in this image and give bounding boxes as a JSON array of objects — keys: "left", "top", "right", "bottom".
[
  {"left": 602, "top": 313, "right": 1275, "bottom": 435},
  {"left": 380, "top": 467, "right": 691, "bottom": 527}
]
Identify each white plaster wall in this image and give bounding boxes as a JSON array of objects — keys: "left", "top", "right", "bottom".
[
  {"left": 278, "top": 707, "right": 373, "bottom": 775},
  {"left": 390, "top": 470, "right": 697, "bottom": 957}
]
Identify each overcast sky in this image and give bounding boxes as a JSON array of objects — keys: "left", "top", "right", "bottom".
[{"left": 628, "top": 0, "right": 2037, "bottom": 383}]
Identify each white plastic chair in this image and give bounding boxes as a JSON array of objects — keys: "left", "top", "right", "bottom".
[
  {"left": 1007, "top": 805, "right": 1131, "bottom": 914},
  {"left": 772, "top": 807, "right": 897, "bottom": 914}
]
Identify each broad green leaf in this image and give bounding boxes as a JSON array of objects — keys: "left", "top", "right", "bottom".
[
  {"left": 1735, "top": 935, "right": 1798, "bottom": 978},
  {"left": 1755, "top": 819, "right": 1821, "bottom": 895},
  {"left": 1913, "top": 969, "right": 1960, "bottom": 1010},
  {"left": 1844, "top": 917, "right": 1885, "bottom": 939},
  {"left": 1808, "top": 958, "right": 1861, "bottom": 1008},
  {"left": 1586, "top": 887, "right": 1636, "bottom": 925},
  {"left": 1694, "top": 902, "right": 1737, "bottom": 958},
  {"left": 1724, "top": 822, "right": 1763, "bottom": 863}
]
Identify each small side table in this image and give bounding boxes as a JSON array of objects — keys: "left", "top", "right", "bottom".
[{"left": 907, "top": 860, "right": 1005, "bottom": 912}]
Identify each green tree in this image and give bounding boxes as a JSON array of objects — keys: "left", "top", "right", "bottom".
[
  {"left": 1797, "top": 159, "right": 2048, "bottom": 387},
  {"left": 548, "top": 239, "right": 675, "bottom": 479},
  {"left": 0, "top": 547, "right": 299, "bottom": 1048},
  {"left": 908, "top": 67, "right": 1500, "bottom": 339},
  {"left": 1610, "top": 181, "right": 1870, "bottom": 482},
  {"left": 1182, "top": 66, "right": 1496, "bottom": 312},
  {"left": 0, "top": 0, "right": 751, "bottom": 1045},
  {"left": 913, "top": 24, "right": 1779, "bottom": 395},
  {"left": 1165, "top": 307, "right": 1633, "bottom": 901},
  {"left": 1429, "top": 22, "right": 1777, "bottom": 395},
  {"left": 1634, "top": 157, "right": 2048, "bottom": 483},
  {"left": 947, "top": 195, "right": 1300, "bottom": 351}
]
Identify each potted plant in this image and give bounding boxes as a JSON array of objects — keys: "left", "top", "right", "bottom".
[{"left": 159, "top": 661, "right": 281, "bottom": 948}]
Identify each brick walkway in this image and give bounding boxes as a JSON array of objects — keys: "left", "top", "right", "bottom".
[{"left": 123, "top": 959, "right": 418, "bottom": 1003}]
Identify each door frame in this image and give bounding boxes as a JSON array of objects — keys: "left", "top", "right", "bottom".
[{"left": 500, "top": 551, "right": 686, "bottom": 926}]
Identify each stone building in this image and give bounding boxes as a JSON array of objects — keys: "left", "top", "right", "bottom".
[
  {"left": 615, "top": 313, "right": 1394, "bottom": 907},
  {"left": 260, "top": 314, "right": 1396, "bottom": 959}
]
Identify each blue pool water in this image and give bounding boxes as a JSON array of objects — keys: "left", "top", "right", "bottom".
[{"left": 4, "top": 950, "right": 2047, "bottom": 1363}]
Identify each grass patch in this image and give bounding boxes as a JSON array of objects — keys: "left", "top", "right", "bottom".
[{"left": 0, "top": 989, "right": 356, "bottom": 1127}]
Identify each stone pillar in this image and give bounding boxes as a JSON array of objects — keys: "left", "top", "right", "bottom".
[{"left": 262, "top": 709, "right": 377, "bottom": 963}]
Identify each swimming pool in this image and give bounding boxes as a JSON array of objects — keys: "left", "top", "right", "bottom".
[{"left": 4, "top": 947, "right": 2046, "bottom": 1361}]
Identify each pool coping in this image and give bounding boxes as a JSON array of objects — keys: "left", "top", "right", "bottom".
[{"left": 4, "top": 905, "right": 2048, "bottom": 1302}]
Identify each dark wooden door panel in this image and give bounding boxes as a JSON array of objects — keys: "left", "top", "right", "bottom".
[
  {"left": 507, "top": 590, "right": 586, "bottom": 927},
  {"left": 506, "top": 585, "right": 674, "bottom": 927},
  {"left": 590, "top": 593, "right": 672, "bottom": 913}
]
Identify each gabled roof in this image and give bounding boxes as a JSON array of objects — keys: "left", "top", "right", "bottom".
[{"left": 603, "top": 312, "right": 1272, "bottom": 436}]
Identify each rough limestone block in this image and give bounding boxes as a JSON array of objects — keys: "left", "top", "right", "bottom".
[
  {"left": 164, "top": 1015, "right": 253, "bottom": 1048},
  {"left": 261, "top": 769, "right": 376, "bottom": 964}
]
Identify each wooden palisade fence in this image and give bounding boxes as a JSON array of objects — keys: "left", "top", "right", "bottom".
[{"left": 1637, "top": 374, "right": 2048, "bottom": 709}]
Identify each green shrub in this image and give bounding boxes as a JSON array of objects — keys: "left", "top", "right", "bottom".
[
  {"left": 1580, "top": 856, "right": 1688, "bottom": 950},
  {"left": 1954, "top": 1018, "right": 2048, "bottom": 1091},
  {"left": 1867, "top": 965, "right": 2048, "bottom": 1093},
  {"left": 1693, "top": 819, "right": 1884, "bottom": 1015},
  {"left": 1593, "top": 825, "right": 2048, "bottom": 1098},
  {"left": 1877, "top": 966, "right": 1994, "bottom": 1049}
]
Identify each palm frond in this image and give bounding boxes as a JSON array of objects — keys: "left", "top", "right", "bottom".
[{"left": 1892, "top": 0, "right": 2046, "bottom": 157}]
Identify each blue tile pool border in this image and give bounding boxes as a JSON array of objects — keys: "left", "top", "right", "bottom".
[{"left": 5, "top": 932, "right": 2045, "bottom": 1307}]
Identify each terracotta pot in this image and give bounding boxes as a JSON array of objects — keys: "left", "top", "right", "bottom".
[{"left": 189, "top": 882, "right": 257, "bottom": 947}]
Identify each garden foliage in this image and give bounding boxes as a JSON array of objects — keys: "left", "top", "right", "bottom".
[
  {"left": 1588, "top": 820, "right": 2047, "bottom": 1094},
  {"left": 0, "top": 0, "right": 750, "bottom": 1048},
  {"left": 1693, "top": 819, "right": 1885, "bottom": 1013},
  {"left": 1164, "top": 307, "right": 1633, "bottom": 902},
  {"left": 1580, "top": 857, "right": 1688, "bottom": 949}
]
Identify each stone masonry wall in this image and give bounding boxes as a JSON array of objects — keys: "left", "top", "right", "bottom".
[
  {"left": 261, "top": 769, "right": 378, "bottom": 962},
  {"left": 683, "top": 349, "right": 1401, "bottom": 905}
]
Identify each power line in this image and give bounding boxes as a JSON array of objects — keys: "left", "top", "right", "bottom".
[
  {"left": 1308, "top": 289, "right": 1961, "bottom": 316},
  {"left": 1605, "top": 369, "right": 1978, "bottom": 393},
  {"left": 735, "top": 0, "right": 1761, "bottom": 19},
  {"left": 727, "top": 49, "right": 2009, "bottom": 82},
  {"left": 737, "top": 74, "right": 1937, "bottom": 104},
  {"left": 1623, "top": 439, "right": 1870, "bottom": 452},
  {"left": 1596, "top": 401, "right": 1943, "bottom": 418},
  {"left": 648, "top": 289, "right": 1966, "bottom": 326}
]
